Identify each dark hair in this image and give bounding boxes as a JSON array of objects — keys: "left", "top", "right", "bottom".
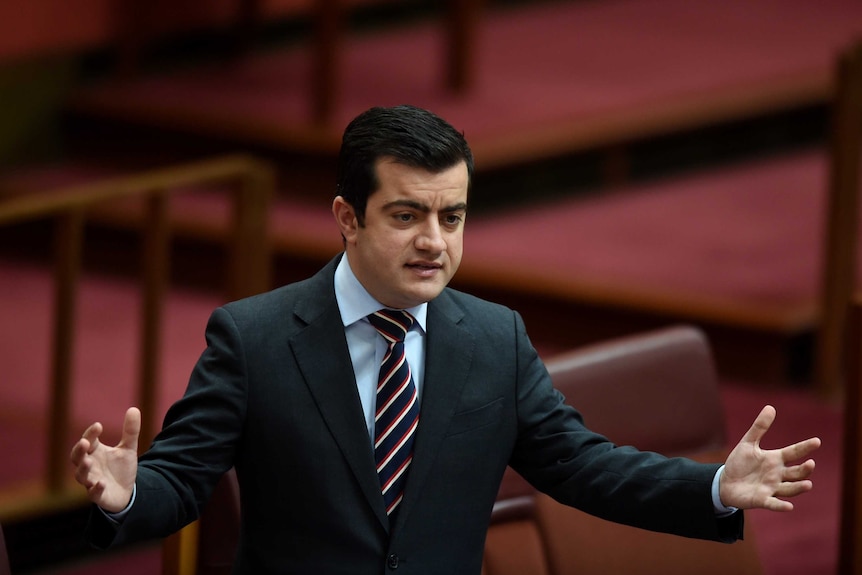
[{"left": 336, "top": 105, "right": 474, "bottom": 224}]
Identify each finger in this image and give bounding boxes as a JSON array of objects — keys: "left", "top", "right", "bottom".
[
  {"left": 774, "top": 479, "right": 814, "bottom": 499},
  {"left": 740, "top": 405, "right": 776, "bottom": 447},
  {"left": 763, "top": 497, "right": 794, "bottom": 512},
  {"left": 69, "top": 438, "right": 89, "bottom": 465},
  {"left": 781, "top": 437, "right": 821, "bottom": 463},
  {"left": 81, "top": 422, "right": 104, "bottom": 454},
  {"left": 73, "top": 453, "right": 101, "bottom": 488},
  {"left": 74, "top": 459, "right": 96, "bottom": 488},
  {"left": 118, "top": 407, "right": 141, "bottom": 452},
  {"left": 783, "top": 459, "right": 816, "bottom": 481},
  {"left": 87, "top": 480, "right": 105, "bottom": 501}
]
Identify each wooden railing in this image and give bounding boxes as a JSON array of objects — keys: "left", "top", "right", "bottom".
[{"left": 0, "top": 154, "right": 275, "bottom": 521}]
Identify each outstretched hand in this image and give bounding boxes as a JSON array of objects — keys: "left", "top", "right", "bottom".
[
  {"left": 70, "top": 407, "right": 141, "bottom": 513},
  {"left": 719, "top": 405, "right": 820, "bottom": 511}
]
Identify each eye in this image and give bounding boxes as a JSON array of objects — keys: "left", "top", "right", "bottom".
[
  {"left": 443, "top": 214, "right": 464, "bottom": 226},
  {"left": 395, "top": 213, "right": 415, "bottom": 223}
]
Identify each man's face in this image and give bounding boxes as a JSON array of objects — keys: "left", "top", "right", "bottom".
[{"left": 333, "top": 158, "right": 468, "bottom": 309}]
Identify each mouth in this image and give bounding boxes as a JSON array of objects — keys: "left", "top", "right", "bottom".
[{"left": 406, "top": 261, "right": 443, "bottom": 276}]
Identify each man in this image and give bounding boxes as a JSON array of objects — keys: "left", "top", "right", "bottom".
[{"left": 71, "top": 105, "right": 820, "bottom": 574}]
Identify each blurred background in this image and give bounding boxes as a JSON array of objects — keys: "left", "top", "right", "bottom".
[{"left": 1, "top": 0, "right": 861, "bottom": 573}]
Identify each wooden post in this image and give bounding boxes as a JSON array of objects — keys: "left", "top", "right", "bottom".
[
  {"left": 233, "top": 0, "right": 262, "bottom": 56},
  {"left": 446, "top": 0, "right": 482, "bottom": 94},
  {"left": 815, "top": 41, "right": 862, "bottom": 398},
  {"left": 137, "top": 192, "right": 170, "bottom": 448},
  {"left": 840, "top": 296, "right": 862, "bottom": 574},
  {"left": 47, "top": 210, "right": 85, "bottom": 492},
  {"left": 114, "top": 0, "right": 149, "bottom": 80},
  {"left": 601, "top": 144, "right": 630, "bottom": 189},
  {"left": 162, "top": 521, "right": 200, "bottom": 575},
  {"left": 228, "top": 163, "right": 274, "bottom": 301},
  {"left": 312, "top": 0, "right": 343, "bottom": 125}
]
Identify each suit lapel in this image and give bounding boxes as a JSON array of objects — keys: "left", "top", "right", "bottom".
[
  {"left": 396, "top": 290, "right": 475, "bottom": 528},
  {"left": 287, "top": 261, "right": 477, "bottom": 532},
  {"left": 289, "top": 258, "right": 390, "bottom": 530}
]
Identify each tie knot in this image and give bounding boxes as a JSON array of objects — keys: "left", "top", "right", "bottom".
[{"left": 368, "top": 309, "right": 414, "bottom": 344}]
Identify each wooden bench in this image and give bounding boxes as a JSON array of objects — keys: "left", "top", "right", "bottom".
[
  {"left": 63, "top": 0, "right": 862, "bottom": 171},
  {"left": 5, "top": 0, "right": 480, "bottom": 133}
]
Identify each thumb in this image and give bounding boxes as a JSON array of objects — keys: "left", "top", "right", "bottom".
[
  {"left": 119, "top": 407, "right": 141, "bottom": 452},
  {"left": 740, "top": 405, "right": 776, "bottom": 448}
]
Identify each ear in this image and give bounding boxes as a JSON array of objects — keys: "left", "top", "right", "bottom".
[{"left": 332, "top": 196, "right": 359, "bottom": 244}]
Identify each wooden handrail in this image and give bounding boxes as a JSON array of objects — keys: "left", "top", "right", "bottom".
[
  {"left": 815, "top": 40, "right": 862, "bottom": 398},
  {"left": 0, "top": 154, "right": 275, "bottom": 519},
  {"left": 0, "top": 156, "right": 272, "bottom": 226}
]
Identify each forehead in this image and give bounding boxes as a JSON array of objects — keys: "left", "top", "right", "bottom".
[{"left": 372, "top": 158, "right": 469, "bottom": 202}]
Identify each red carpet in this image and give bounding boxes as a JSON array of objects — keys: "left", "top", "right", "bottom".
[
  {"left": 720, "top": 382, "right": 842, "bottom": 575},
  {"left": 0, "top": 259, "right": 844, "bottom": 575}
]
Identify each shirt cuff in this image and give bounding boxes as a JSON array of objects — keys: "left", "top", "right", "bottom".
[
  {"left": 711, "top": 465, "right": 738, "bottom": 517},
  {"left": 99, "top": 483, "right": 136, "bottom": 525}
]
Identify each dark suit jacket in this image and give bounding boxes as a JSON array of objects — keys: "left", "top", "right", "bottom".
[{"left": 87, "top": 254, "right": 742, "bottom": 573}]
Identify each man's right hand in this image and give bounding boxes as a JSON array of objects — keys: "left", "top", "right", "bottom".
[{"left": 70, "top": 407, "right": 141, "bottom": 513}]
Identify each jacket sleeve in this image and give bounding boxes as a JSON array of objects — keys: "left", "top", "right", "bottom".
[{"left": 505, "top": 310, "right": 743, "bottom": 543}]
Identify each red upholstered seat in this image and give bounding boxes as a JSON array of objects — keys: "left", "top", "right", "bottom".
[{"left": 546, "top": 325, "right": 726, "bottom": 455}]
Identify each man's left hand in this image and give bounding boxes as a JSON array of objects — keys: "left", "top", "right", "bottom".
[{"left": 720, "top": 405, "right": 821, "bottom": 511}]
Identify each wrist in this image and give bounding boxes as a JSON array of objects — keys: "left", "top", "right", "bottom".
[{"left": 712, "top": 465, "right": 738, "bottom": 515}]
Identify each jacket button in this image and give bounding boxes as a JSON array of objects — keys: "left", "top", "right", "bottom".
[{"left": 387, "top": 554, "right": 399, "bottom": 569}]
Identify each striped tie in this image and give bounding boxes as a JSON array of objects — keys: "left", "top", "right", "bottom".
[{"left": 368, "top": 309, "right": 420, "bottom": 517}]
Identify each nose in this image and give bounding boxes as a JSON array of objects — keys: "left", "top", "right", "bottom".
[{"left": 415, "top": 219, "right": 446, "bottom": 253}]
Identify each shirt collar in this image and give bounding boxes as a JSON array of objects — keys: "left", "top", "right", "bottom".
[{"left": 334, "top": 254, "right": 428, "bottom": 332}]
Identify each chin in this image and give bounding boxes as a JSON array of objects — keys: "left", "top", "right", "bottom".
[
  {"left": 416, "top": 286, "right": 447, "bottom": 305},
  {"left": 395, "top": 287, "right": 440, "bottom": 308}
]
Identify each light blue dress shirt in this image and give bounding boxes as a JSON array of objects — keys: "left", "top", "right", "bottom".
[{"left": 334, "top": 255, "right": 427, "bottom": 442}]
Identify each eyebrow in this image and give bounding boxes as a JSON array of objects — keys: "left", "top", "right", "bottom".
[
  {"left": 442, "top": 202, "right": 469, "bottom": 214},
  {"left": 383, "top": 199, "right": 468, "bottom": 213}
]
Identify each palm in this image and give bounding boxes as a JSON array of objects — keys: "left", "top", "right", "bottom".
[
  {"left": 89, "top": 440, "right": 139, "bottom": 509},
  {"left": 71, "top": 407, "right": 141, "bottom": 513}
]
